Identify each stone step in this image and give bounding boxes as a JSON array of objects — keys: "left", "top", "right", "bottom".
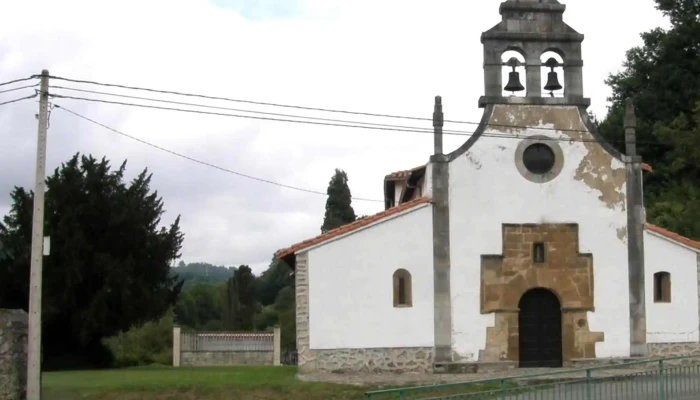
[{"left": 434, "top": 361, "right": 517, "bottom": 374}]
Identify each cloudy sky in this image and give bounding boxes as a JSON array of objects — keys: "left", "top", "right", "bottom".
[{"left": 0, "top": 0, "right": 668, "bottom": 273}]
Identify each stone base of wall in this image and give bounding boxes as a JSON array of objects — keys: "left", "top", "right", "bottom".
[
  {"left": 181, "top": 351, "right": 273, "bottom": 367},
  {"left": 0, "top": 309, "right": 28, "bottom": 400},
  {"left": 299, "top": 347, "right": 434, "bottom": 374},
  {"left": 648, "top": 342, "right": 700, "bottom": 358}
]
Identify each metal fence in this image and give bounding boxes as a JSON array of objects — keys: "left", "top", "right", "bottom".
[
  {"left": 180, "top": 331, "right": 274, "bottom": 352},
  {"left": 365, "top": 356, "right": 700, "bottom": 400},
  {"left": 281, "top": 346, "right": 298, "bottom": 365}
]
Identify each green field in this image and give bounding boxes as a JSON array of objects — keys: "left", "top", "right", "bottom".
[
  {"left": 43, "top": 366, "right": 367, "bottom": 400},
  {"left": 42, "top": 366, "right": 506, "bottom": 400}
]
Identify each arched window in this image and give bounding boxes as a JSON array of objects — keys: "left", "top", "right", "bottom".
[
  {"left": 393, "top": 269, "right": 413, "bottom": 307},
  {"left": 653, "top": 272, "right": 671, "bottom": 303}
]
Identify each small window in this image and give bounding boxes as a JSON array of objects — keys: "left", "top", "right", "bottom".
[
  {"left": 393, "top": 269, "right": 413, "bottom": 307},
  {"left": 533, "top": 242, "right": 546, "bottom": 263},
  {"left": 654, "top": 272, "right": 671, "bottom": 303}
]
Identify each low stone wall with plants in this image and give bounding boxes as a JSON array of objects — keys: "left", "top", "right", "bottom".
[{"left": 0, "top": 309, "right": 28, "bottom": 400}]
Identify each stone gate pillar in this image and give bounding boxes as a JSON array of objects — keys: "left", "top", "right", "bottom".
[{"left": 0, "top": 309, "right": 28, "bottom": 400}]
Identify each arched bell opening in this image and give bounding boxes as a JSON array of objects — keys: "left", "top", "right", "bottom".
[
  {"left": 540, "top": 51, "right": 565, "bottom": 98},
  {"left": 501, "top": 50, "right": 527, "bottom": 97}
]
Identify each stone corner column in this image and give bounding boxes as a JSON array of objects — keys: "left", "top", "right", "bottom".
[
  {"left": 624, "top": 98, "right": 648, "bottom": 358},
  {"left": 273, "top": 326, "right": 281, "bottom": 366},
  {"left": 430, "top": 153, "right": 452, "bottom": 363},
  {"left": 295, "top": 252, "right": 316, "bottom": 374},
  {"left": 172, "top": 326, "right": 181, "bottom": 367},
  {"left": 0, "top": 309, "right": 29, "bottom": 400}
]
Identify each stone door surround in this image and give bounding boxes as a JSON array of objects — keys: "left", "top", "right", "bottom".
[{"left": 480, "top": 223, "right": 604, "bottom": 365}]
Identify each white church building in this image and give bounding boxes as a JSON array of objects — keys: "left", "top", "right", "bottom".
[{"left": 276, "top": 0, "right": 700, "bottom": 374}]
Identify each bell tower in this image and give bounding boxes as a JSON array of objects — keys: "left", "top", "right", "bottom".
[{"left": 480, "top": 0, "right": 589, "bottom": 108}]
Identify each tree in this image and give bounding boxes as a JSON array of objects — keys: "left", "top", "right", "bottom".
[
  {"left": 0, "top": 154, "right": 184, "bottom": 368},
  {"left": 222, "top": 265, "right": 255, "bottom": 330},
  {"left": 255, "top": 258, "right": 293, "bottom": 306},
  {"left": 599, "top": 0, "right": 700, "bottom": 240},
  {"left": 174, "top": 282, "right": 225, "bottom": 330},
  {"left": 321, "top": 169, "right": 357, "bottom": 233}
]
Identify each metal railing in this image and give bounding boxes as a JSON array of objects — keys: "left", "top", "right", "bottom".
[
  {"left": 365, "top": 355, "right": 700, "bottom": 400},
  {"left": 180, "top": 331, "right": 274, "bottom": 352}
]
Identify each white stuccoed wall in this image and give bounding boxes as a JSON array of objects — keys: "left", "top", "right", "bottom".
[
  {"left": 644, "top": 231, "right": 700, "bottom": 343},
  {"left": 448, "top": 104, "right": 630, "bottom": 361},
  {"left": 394, "top": 182, "right": 405, "bottom": 205},
  {"left": 423, "top": 162, "right": 433, "bottom": 198},
  {"left": 307, "top": 205, "right": 434, "bottom": 350}
]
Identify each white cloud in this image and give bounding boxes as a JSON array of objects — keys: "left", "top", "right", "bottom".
[{"left": 0, "top": 0, "right": 669, "bottom": 273}]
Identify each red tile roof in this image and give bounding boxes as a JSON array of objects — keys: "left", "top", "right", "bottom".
[
  {"left": 384, "top": 165, "right": 426, "bottom": 181},
  {"left": 645, "top": 223, "right": 700, "bottom": 251},
  {"left": 275, "top": 197, "right": 432, "bottom": 260}
]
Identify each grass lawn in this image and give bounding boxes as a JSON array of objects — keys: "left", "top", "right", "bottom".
[
  {"left": 42, "top": 365, "right": 506, "bottom": 400},
  {"left": 43, "top": 365, "right": 365, "bottom": 400}
]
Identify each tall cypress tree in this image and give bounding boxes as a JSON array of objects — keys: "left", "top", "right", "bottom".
[
  {"left": 222, "top": 265, "right": 255, "bottom": 331},
  {"left": 321, "top": 169, "right": 357, "bottom": 233}
]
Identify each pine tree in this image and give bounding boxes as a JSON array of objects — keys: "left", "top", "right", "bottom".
[{"left": 321, "top": 169, "right": 357, "bottom": 233}]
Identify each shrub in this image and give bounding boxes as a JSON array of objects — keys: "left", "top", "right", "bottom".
[{"left": 102, "top": 309, "right": 174, "bottom": 367}]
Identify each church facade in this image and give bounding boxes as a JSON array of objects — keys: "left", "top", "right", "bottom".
[{"left": 275, "top": 0, "right": 700, "bottom": 374}]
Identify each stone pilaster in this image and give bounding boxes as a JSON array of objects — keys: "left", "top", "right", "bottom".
[{"left": 172, "top": 326, "right": 181, "bottom": 367}]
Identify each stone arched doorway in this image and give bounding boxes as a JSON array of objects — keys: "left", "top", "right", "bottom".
[{"left": 518, "top": 288, "right": 563, "bottom": 368}]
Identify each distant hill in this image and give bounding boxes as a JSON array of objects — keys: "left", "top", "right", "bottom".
[{"left": 171, "top": 262, "right": 235, "bottom": 291}]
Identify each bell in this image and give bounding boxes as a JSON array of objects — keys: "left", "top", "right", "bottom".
[
  {"left": 504, "top": 69, "right": 525, "bottom": 93},
  {"left": 543, "top": 57, "right": 563, "bottom": 94},
  {"left": 544, "top": 71, "right": 563, "bottom": 92}
]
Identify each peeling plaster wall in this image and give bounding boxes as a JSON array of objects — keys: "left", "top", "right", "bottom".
[
  {"left": 307, "top": 205, "right": 434, "bottom": 350},
  {"left": 448, "top": 104, "right": 630, "bottom": 361},
  {"left": 644, "top": 231, "right": 699, "bottom": 343}
]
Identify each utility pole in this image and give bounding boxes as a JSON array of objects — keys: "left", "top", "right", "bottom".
[{"left": 27, "top": 69, "right": 50, "bottom": 400}]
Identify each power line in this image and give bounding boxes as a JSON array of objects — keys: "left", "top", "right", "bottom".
[
  {"left": 0, "top": 76, "right": 38, "bottom": 88},
  {"left": 46, "top": 74, "right": 609, "bottom": 136},
  {"left": 0, "top": 83, "right": 38, "bottom": 94},
  {"left": 50, "top": 92, "right": 653, "bottom": 147},
  {"left": 50, "top": 85, "right": 440, "bottom": 134},
  {"left": 0, "top": 94, "right": 38, "bottom": 107},
  {"left": 48, "top": 74, "right": 443, "bottom": 122},
  {"left": 53, "top": 103, "right": 385, "bottom": 203}
]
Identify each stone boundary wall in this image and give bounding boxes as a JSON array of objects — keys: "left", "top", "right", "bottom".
[
  {"left": 0, "top": 309, "right": 28, "bottom": 400},
  {"left": 173, "top": 326, "right": 280, "bottom": 367},
  {"left": 181, "top": 351, "right": 274, "bottom": 367}
]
